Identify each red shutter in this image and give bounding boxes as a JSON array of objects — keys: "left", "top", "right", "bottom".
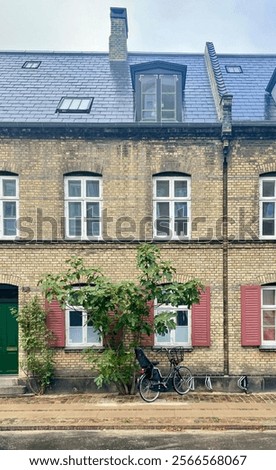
[
  {"left": 141, "top": 300, "right": 154, "bottom": 346},
  {"left": 46, "top": 300, "right": 65, "bottom": 347},
  {"left": 241, "top": 285, "right": 261, "bottom": 346},
  {"left": 192, "top": 287, "right": 211, "bottom": 347}
]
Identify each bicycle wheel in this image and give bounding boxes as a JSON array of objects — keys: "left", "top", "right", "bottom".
[
  {"left": 138, "top": 374, "right": 160, "bottom": 402},
  {"left": 173, "top": 366, "right": 193, "bottom": 395}
]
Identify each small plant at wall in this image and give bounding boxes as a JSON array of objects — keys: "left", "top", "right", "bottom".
[
  {"left": 13, "top": 296, "right": 54, "bottom": 395},
  {"left": 39, "top": 244, "right": 203, "bottom": 395}
]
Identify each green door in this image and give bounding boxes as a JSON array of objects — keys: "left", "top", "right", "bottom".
[{"left": 0, "top": 303, "right": 18, "bottom": 374}]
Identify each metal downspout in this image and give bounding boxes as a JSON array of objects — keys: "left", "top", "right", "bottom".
[
  {"left": 222, "top": 144, "right": 229, "bottom": 375},
  {"left": 221, "top": 94, "right": 232, "bottom": 377}
]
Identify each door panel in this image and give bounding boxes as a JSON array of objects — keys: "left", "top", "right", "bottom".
[{"left": 0, "top": 303, "right": 18, "bottom": 374}]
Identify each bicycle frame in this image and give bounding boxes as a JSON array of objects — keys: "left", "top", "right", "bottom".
[{"left": 137, "top": 355, "right": 185, "bottom": 391}]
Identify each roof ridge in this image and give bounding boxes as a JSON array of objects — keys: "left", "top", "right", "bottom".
[{"left": 206, "top": 42, "right": 228, "bottom": 97}]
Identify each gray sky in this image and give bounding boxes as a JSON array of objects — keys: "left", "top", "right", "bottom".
[{"left": 0, "top": 0, "right": 275, "bottom": 54}]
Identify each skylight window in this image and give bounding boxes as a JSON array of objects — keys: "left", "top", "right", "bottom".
[
  {"left": 22, "top": 61, "right": 41, "bottom": 69},
  {"left": 225, "top": 65, "right": 243, "bottom": 74},
  {"left": 56, "top": 97, "right": 94, "bottom": 114}
]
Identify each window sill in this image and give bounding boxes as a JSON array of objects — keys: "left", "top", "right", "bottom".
[
  {"left": 0, "top": 236, "right": 18, "bottom": 240},
  {"left": 152, "top": 346, "right": 193, "bottom": 351},
  {"left": 64, "top": 346, "right": 104, "bottom": 352},
  {"left": 259, "top": 346, "right": 276, "bottom": 351},
  {"left": 64, "top": 237, "right": 103, "bottom": 242},
  {"left": 153, "top": 237, "right": 191, "bottom": 242},
  {"left": 259, "top": 237, "right": 276, "bottom": 241}
]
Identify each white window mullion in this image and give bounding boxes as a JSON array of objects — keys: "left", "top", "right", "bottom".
[
  {"left": 170, "top": 199, "right": 174, "bottom": 238},
  {"left": 82, "top": 311, "right": 87, "bottom": 344},
  {"left": 81, "top": 198, "right": 85, "bottom": 238},
  {"left": 0, "top": 201, "right": 2, "bottom": 238}
]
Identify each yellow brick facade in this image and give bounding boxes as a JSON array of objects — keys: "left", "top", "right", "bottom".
[
  {"left": 227, "top": 140, "right": 276, "bottom": 376},
  {"left": 1, "top": 133, "right": 276, "bottom": 385}
]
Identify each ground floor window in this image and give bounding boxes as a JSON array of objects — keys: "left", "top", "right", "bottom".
[
  {"left": 262, "top": 286, "right": 276, "bottom": 346},
  {"left": 154, "top": 303, "right": 191, "bottom": 346},
  {"left": 66, "top": 307, "right": 101, "bottom": 348}
]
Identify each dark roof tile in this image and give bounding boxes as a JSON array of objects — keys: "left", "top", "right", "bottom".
[{"left": 0, "top": 50, "right": 275, "bottom": 125}]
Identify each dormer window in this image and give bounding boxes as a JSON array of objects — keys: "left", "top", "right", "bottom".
[
  {"left": 140, "top": 74, "right": 179, "bottom": 122},
  {"left": 130, "top": 61, "right": 186, "bottom": 123}
]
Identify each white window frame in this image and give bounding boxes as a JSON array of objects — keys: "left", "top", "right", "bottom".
[
  {"left": 260, "top": 176, "right": 276, "bottom": 239},
  {"left": 0, "top": 175, "right": 19, "bottom": 239},
  {"left": 154, "top": 301, "right": 191, "bottom": 347},
  {"left": 139, "top": 73, "right": 179, "bottom": 122},
  {"left": 65, "top": 306, "right": 102, "bottom": 348},
  {"left": 64, "top": 175, "right": 102, "bottom": 240},
  {"left": 261, "top": 286, "right": 276, "bottom": 347},
  {"left": 57, "top": 97, "right": 93, "bottom": 113},
  {"left": 153, "top": 175, "right": 191, "bottom": 240}
]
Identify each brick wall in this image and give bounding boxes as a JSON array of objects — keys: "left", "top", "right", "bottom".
[
  {"left": 0, "top": 137, "right": 223, "bottom": 241},
  {"left": 0, "top": 135, "right": 224, "bottom": 378},
  {"left": 1, "top": 133, "right": 276, "bottom": 379},
  {"left": 227, "top": 139, "right": 276, "bottom": 375}
]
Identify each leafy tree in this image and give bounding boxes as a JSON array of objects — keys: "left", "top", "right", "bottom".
[{"left": 39, "top": 243, "right": 203, "bottom": 394}]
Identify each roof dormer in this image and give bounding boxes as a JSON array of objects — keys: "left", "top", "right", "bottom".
[
  {"left": 266, "top": 68, "right": 276, "bottom": 104},
  {"left": 130, "top": 61, "right": 187, "bottom": 123}
]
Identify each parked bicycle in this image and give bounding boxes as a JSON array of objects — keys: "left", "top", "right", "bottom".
[{"left": 135, "top": 347, "right": 193, "bottom": 402}]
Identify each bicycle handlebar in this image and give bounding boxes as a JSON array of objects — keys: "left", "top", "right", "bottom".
[
  {"left": 152, "top": 347, "right": 184, "bottom": 364},
  {"left": 153, "top": 347, "right": 184, "bottom": 353}
]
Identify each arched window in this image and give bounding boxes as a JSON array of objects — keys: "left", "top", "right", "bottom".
[
  {"left": 64, "top": 172, "right": 102, "bottom": 240},
  {"left": 153, "top": 172, "right": 191, "bottom": 240},
  {"left": 0, "top": 172, "right": 19, "bottom": 239}
]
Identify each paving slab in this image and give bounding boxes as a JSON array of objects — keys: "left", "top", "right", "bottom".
[{"left": 1, "top": 392, "right": 276, "bottom": 431}]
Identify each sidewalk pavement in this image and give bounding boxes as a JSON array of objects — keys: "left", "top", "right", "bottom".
[{"left": 1, "top": 392, "right": 276, "bottom": 431}]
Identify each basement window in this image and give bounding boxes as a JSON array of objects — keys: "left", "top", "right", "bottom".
[
  {"left": 56, "top": 97, "right": 94, "bottom": 113},
  {"left": 22, "top": 61, "right": 41, "bottom": 69},
  {"left": 225, "top": 65, "right": 243, "bottom": 74}
]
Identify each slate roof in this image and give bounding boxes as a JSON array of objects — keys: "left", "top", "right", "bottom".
[
  {"left": 0, "top": 49, "right": 275, "bottom": 126},
  {"left": 219, "top": 54, "right": 276, "bottom": 122}
]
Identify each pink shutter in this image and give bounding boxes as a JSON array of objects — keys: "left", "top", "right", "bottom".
[
  {"left": 241, "top": 285, "right": 261, "bottom": 346},
  {"left": 192, "top": 287, "right": 211, "bottom": 346},
  {"left": 141, "top": 300, "right": 154, "bottom": 346},
  {"left": 46, "top": 300, "right": 65, "bottom": 347}
]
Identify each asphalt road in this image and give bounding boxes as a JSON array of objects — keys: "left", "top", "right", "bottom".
[{"left": 0, "top": 429, "right": 276, "bottom": 450}]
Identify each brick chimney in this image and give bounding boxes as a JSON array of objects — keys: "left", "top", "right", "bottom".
[{"left": 109, "top": 7, "right": 128, "bottom": 61}]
